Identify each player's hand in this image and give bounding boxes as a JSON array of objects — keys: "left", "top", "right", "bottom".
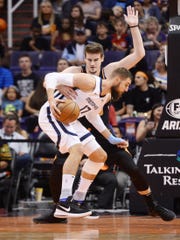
[
  {"left": 117, "top": 140, "right": 129, "bottom": 149},
  {"left": 108, "top": 134, "right": 128, "bottom": 146},
  {"left": 49, "top": 98, "right": 64, "bottom": 119},
  {"left": 124, "top": 6, "right": 138, "bottom": 27},
  {"left": 57, "top": 85, "right": 77, "bottom": 99}
]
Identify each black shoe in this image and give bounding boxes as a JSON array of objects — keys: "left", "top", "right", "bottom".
[
  {"left": 33, "top": 211, "right": 67, "bottom": 224},
  {"left": 85, "top": 211, "right": 99, "bottom": 219},
  {"left": 54, "top": 196, "right": 92, "bottom": 218},
  {"left": 79, "top": 202, "right": 99, "bottom": 219},
  {"left": 149, "top": 204, "right": 176, "bottom": 221}
]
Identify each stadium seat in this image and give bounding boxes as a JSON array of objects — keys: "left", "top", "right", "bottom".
[
  {"left": 145, "top": 50, "right": 160, "bottom": 71},
  {"left": 102, "top": 50, "right": 126, "bottom": 67}
]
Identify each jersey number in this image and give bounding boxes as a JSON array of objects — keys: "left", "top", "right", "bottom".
[{"left": 80, "top": 105, "right": 91, "bottom": 114}]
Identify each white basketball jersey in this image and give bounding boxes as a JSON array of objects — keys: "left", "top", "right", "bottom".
[{"left": 49, "top": 76, "right": 110, "bottom": 119}]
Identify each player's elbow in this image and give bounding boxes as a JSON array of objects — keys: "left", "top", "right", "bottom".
[
  {"left": 44, "top": 72, "right": 58, "bottom": 89},
  {"left": 140, "top": 48, "right": 145, "bottom": 59},
  {"left": 44, "top": 72, "right": 57, "bottom": 81}
]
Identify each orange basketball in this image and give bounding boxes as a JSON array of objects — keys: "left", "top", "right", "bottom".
[
  {"left": 0, "top": 18, "right": 7, "bottom": 32},
  {"left": 56, "top": 99, "right": 80, "bottom": 124}
]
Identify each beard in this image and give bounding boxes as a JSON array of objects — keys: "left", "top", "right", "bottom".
[{"left": 111, "top": 87, "right": 122, "bottom": 102}]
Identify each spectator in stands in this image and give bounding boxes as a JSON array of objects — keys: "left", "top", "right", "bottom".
[
  {"left": 142, "top": 16, "right": 167, "bottom": 50},
  {"left": 14, "top": 54, "right": 41, "bottom": 116},
  {"left": 0, "top": 57, "right": 14, "bottom": 93},
  {"left": 111, "top": 18, "right": 132, "bottom": 52},
  {"left": 125, "top": 71, "right": 162, "bottom": 118},
  {"left": 88, "top": 21, "right": 112, "bottom": 51},
  {"left": 51, "top": 17, "right": 73, "bottom": 51},
  {"left": 25, "top": 79, "right": 47, "bottom": 134},
  {"left": 0, "top": 114, "right": 32, "bottom": 178},
  {"left": 61, "top": 28, "right": 88, "bottom": 66},
  {"left": 136, "top": 103, "right": 164, "bottom": 143},
  {"left": 5, "top": 110, "right": 29, "bottom": 139},
  {"left": 111, "top": 5, "right": 124, "bottom": 21},
  {"left": 152, "top": 55, "right": 167, "bottom": 104},
  {"left": 56, "top": 58, "right": 70, "bottom": 72},
  {"left": 0, "top": 32, "right": 5, "bottom": 59},
  {"left": 69, "top": 4, "right": 91, "bottom": 36},
  {"left": 0, "top": 86, "right": 23, "bottom": 118},
  {"left": 0, "top": 57, "right": 14, "bottom": 107},
  {"left": 31, "top": 0, "right": 61, "bottom": 39},
  {"left": 133, "top": 0, "right": 146, "bottom": 33},
  {"left": 77, "top": 0, "right": 102, "bottom": 35},
  {"left": 100, "top": 8, "right": 115, "bottom": 35},
  {"left": 142, "top": 0, "right": 162, "bottom": 21},
  {"left": 51, "top": 0, "right": 65, "bottom": 16},
  {"left": 0, "top": 136, "right": 12, "bottom": 214},
  {"left": 0, "top": 0, "right": 4, "bottom": 9},
  {"left": 113, "top": 93, "right": 132, "bottom": 121},
  {"left": 158, "top": 0, "right": 169, "bottom": 34},
  {"left": 20, "top": 24, "right": 50, "bottom": 52}
]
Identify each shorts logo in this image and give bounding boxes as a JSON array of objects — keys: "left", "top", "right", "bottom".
[{"left": 166, "top": 99, "right": 180, "bottom": 119}]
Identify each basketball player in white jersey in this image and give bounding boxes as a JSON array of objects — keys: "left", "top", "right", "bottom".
[
  {"left": 36, "top": 5, "right": 175, "bottom": 222},
  {"left": 39, "top": 67, "right": 132, "bottom": 218},
  {"left": 34, "top": 5, "right": 144, "bottom": 223}
]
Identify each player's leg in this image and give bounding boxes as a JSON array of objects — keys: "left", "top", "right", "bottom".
[
  {"left": 110, "top": 149, "right": 176, "bottom": 221},
  {"left": 72, "top": 127, "right": 107, "bottom": 203},
  {"left": 39, "top": 108, "right": 91, "bottom": 218}
]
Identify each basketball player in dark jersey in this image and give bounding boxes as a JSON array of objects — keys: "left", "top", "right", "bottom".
[{"left": 33, "top": 6, "right": 175, "bottom": 223}]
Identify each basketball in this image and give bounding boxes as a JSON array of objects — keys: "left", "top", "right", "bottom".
[
  {"left": 0, "top": 18, "right": 7, "bottom": 32},
  {"left": 56, "top": 99, "right": 80, "bottom": 124}
]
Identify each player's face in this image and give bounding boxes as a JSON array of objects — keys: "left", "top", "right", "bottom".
[
  {"left": 115, "top": 77, "right": 131, "bottom": 96},
  {"left": 84, "top": 52, "right": 104, "bottom": 75},
  {"left": 118, "top": 77, "right": 131, "bottom": 94},
  {"left": 111, "top": 77, "right": 131, "bottom": 101}
]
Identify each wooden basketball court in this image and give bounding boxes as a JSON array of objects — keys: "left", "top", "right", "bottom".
[{"left": 0, "top": 212, "right": 179, "bottom": 240}]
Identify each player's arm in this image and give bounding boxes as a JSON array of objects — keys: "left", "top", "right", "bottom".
[
  {"left": 86, "top": 112, "right": 129, "bottom": 149},
  {"left": 104, "top": 6, "right": 145, "bottom": 77},
  {"left": 44, "top": 72, "right": 96, "bottom": 92},
  {"left": 44, "top": 72, "right": 96, "bottom": 119},
  {"left": 56, "top": 66, "right": 81, "bottom": 99}
]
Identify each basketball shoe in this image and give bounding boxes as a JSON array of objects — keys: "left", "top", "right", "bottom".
[
  {"left": 54, "top": 196, "right": 92, "bottom": 218},
  {"left": 149, "top": 204, "right": 176, "bottom": 221},
  {"left": 33, "top": 212, "right": 67, "bottom": 224},
  {"left": 85, "top": 211, "right": 99, "bottom": 219}
]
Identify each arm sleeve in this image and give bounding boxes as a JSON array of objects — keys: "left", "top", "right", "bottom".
[
  {"left": 44, "top": 72, "right": 75, "bottom": 89},
  {"left": 86, "top": 112, "right": 107, "bottom": 133}
]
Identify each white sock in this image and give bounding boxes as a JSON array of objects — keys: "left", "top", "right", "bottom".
[
  {"left": 73, "top": 177, "right": 93, "bottom": 201},
  {"left": 59, "top": 174, "right": 75, "bottom": 201}
]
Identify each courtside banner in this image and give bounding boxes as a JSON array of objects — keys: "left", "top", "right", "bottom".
[
  {"left": 156, "top": 16, "right": 180, "bottom": 137},
  {"left": 130, "top": 138, "right": 180, "bottom": 214}
]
